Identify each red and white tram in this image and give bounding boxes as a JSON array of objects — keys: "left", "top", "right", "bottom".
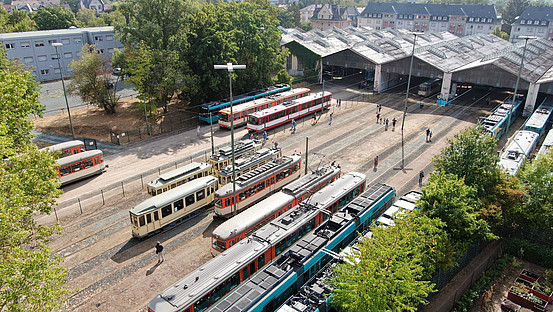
[
  {"left": 40, "top": 140, "right": 85, "bottom": 158},
  {"left": 247, "top": 91, "right": 332, "bottom": 132},
  {"left": 214, "top": 154, "right": 302, "bottom": 217},
  {"left": 57, "top": 150, "right": 106, "bottom": 186},
  {"left": 218, "top": 88, "right": 310, "bottom": 129}
]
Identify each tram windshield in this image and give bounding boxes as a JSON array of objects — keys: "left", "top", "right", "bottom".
[
  {"left": 212, "top": 238, "right": 226, "bottom": 252},
  {"left": 219, "top": 112, "right": 229, "bottom": 122},
  {"left": 248, "top": 116, "right": 261, "bottom": 125}
]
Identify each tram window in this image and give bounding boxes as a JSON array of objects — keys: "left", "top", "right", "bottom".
[
  {"left": 83, "top": 159, "right": 93, "bottom": 168},
  {"left": 161, "top": 205, "right": 172, "bottom": 218},
  {"left": 185, "top": 194, "right": 195, "bottom": 206},
  {"left": 153, "top": 211, "right": 159, "bottom": 221},
  {"left": 250, "top": 261, "right": 256, "bottom": 274},
  {"left": 71, "top": 163, "right": 82, "bottom": 172},
  {"left": 157, "top": 189, "right": 162, "bottom": 195},
  {"left": 271, "top": 177, "right": 275, "bottom": 185},
  {"left": 139, "top": 216, "right": 145, "bottom": 226},
  {"left": 228, "top": 272, "right": 240, "bottom": 290},
  {"left": 258, "top": 254, "right": 265, "bottom": 268},
  {"left": 146, "top": 214, "right": 152, "bottom": 224},
  {"left": 177, "top": 180, "right": 185, "bottom": 186},
  {"left": 242, "top": 267, "right": 249, "bottom": 280},
  {"left": 197, "top": 189, "right": 205, "bottom": 201},
  {"left": 211, "top": 281, "right": 226, "bottom": 303},
  {"left": 195, "top": 294, "right": 210, "bottom": 312},
  {"left": 171, "top": 183, "right": 177, "bottom": 189},
  {"left": 239, "top": 192, "right": 246, "bottom": 201},
  {"left": 257, "top": 182, "right": 265, "bottom": 192},
  {"left": 59, "top": 166, "right": 71, "bottom": 176},
  {"left": 163, "top": 188, "right": 168, "bottom": 193},
  {"left": 174, "top": 199, "right": 184, "bottom": 211},
  {"left": 302, "top": 103, "right": 307, "bottom": 110}
]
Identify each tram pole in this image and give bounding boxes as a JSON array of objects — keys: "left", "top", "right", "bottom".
[
  {"left": 401, "top": 33, "right": 417, "bottom": 170},
  {"left": 507, "top": 36, "right": 534, "bottom": 133},
  {"left": 305, "top": 137, "right": 309, "bottom": 175},
  {"left": 209, "top": 112, "right": 215, "bottom": 155},
  {"left": 215, "top": 63, "right": 246, "bottom": 217}
]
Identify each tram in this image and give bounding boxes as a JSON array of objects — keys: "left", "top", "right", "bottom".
[
  {"left": 523, "top": 99, "right": 553, "bottom": 137},
  {"left": 205, "top": 183, "right": 396, "bottom": 312},
  {"left": 218, "top": 145, "right": 282, "bottom": 185},
  {"left": 277, "top": 191, "right": 421, "bottom": 312},
  {"left": 418, "top": 79, "right": 441, "bottom": 97},
  {"left": 499, "top": 130, "right": 539, "bottom": 176},
  {"left": 480, "top": 96, "right": 524, "bottom": 140},
  {"left": 214, "top": 154, "right": 302, "bottom": 217},
  {"left": 538, "top": 128, "right": 553, "bottom": 156},
  {"left": 211, "top": 164, "right": 341, "bottom": 255},
  {"left": 246, "top": 91, "right": 332, "bottom": 132},
  {"left": 218, "top": 88, "right": 310, "bottom": 129},
  {"left": 40, "top": 140, "right": 85, "bottom": 158},
  {"left": 209, "top": 139, "right": 262, "bottom": 173},
  {"left": 147, "top": 172, "right": 366, "bottom": 312},
  {"left": 130, "top": 176, "right": 219, "bottom": 238},
  {"left": 147, "top": 162, "right": 212, "bottom": 197},
  {"left": 57, "top": 150, "right": 106, "bottom": 186},
  {"left": 199, "top": 84, "right": 291, "bottom": 124}
]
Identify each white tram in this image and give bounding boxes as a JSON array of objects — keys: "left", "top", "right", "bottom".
[
  {"left": 147, "top": 162, "right": 212, "bottom": 197},
  {"left": 214, "top": 154, "right": 302, "bottom": 217},
  {"left": 40, "top": 140, "right": 85, "bottom": 158},
  {"left": 246, "top": 91, "right": 332, "bottom": 132},
  {"left": 499, "top": 130, "right": 539, "bottom": 176},
  {"left": 57, "top": 150, "right": 106, "bottom": 186},
  {"left": 130, "top": 176, "right": 219, "bottom": 238}
]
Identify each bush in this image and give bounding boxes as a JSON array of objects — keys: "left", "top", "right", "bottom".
[{"left": 505, "top": 238, "right": 553, "bottom": 268}]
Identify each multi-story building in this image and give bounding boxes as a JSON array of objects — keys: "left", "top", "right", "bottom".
[
  {"left": 358, "top": 2, "right": 500, "bottom": 37},
  {"left": 309, "top": 4, "right": 353, "bottom": 30},
  {"left": 0, "top": 26, "right": 122, "bottom": 82},
  {"left": 511, "top": 6, "right": 553, "bottom": 42}
]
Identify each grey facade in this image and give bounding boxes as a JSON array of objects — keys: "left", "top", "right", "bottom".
[
  {"left": 511, "top": 6, "right": 553, "bottom": 42},
  {"left": 0, "top": 26, "right": 123, "bottom": 82}
]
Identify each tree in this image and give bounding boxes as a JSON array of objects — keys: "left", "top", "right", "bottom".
[
  {"left": 0, "top": 48, "right": 70, "bottom": 311},
  {"left": 75, "top": 8, "right": 106, "bottom": 27},
  {"left": 517, "top": 151, "right": 553, "bottom": 229},
  {"left": 492, "top": 26, "right": 510, "bottom": 40},
  {"left": 68, "top": 44, "right": 119, "bottom": 113},
  {"left": 102, "top": 10, "right": 125, "bottom": 27},
  {"left": 502, "top": 0, "right": 529, "bottom": 24},
  {"left": 417, "top": 171, "right": 496, "bottom": 252},
  {"left": 33, "top": 5, "right": 76, "bottom": 30},
  {"left": 0, "top": 7, "right": 36, "bottom": 33},
  {"left": 433, "top": 126, "right": 502, "bottom": 201},
  {"left": 331, "top": 215, "right": 452, "bottom": 312}
]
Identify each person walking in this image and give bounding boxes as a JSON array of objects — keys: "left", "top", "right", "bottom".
[
  {"left": 374, "top": 155, "right": 379, "bottom": 170},
  {"left": 392, "top": 118, "right": 397, "bottom": 130},
  {"left": 292, "top": 119, "right": 297, "bottom": 132},
  {"left": 376, "top": 113, "right": 380, "bottom": 124},
  {"left": 155, "top": 241, "right": 164, "bottom": 264},
  {"left": 419, "top": 170, "right": 425, "bottom": 187},
  {"left": 329, "top": 113, "right": 333, "bottom": 125},
  {"left": 429, "top": 130, "right": 433, "bottom": 142},
  {"left": 263, "top": 130, "right": 267, "bottom": 143},
  {"left": 196, "top": 125, "right": 201, "bottom": 138},
  {"left": 385, "top": 118, "right": 389, "bottom": 131},
  {"left": 426, "top": 128, "right": 430, "bottom": 142}
]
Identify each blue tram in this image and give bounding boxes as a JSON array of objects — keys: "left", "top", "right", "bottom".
[
  {"left": 480, "top": 96, "right": 524, "bottom": 140},
  {"left": 523, "top": 99, "right": 553, "bottom": 137},
  {"left": 206, "top": 183, "right": 396, "bottom": 312},
  {"left": 199, "top": 84, "right": 291, "bottom": 124}
]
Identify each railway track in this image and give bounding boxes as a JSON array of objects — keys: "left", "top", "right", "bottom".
[{"left": 48, "top": 80, "right": 497, "bottom": 311}]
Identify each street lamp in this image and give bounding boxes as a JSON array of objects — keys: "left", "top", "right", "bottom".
[
  {"left": 400, "top": 33, "right": 417, "bottom": 170},
  {"left": 52, "top": 42, "right": 75, "bottom": 139},
  {"left": 506, "top": 35, "right": 536, "bottom": 134},
  {"left": 214, "top": 62, "right": 246, "bottom": 217}
]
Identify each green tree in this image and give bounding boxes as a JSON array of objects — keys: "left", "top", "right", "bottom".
[
  {"left": 418, "top": 171, "right": 496, "bottom": 252},
  {"left": 0, "top": 48, "right": 69, "bottom": 311},
  {"left": 517, "top": 151, "right": 553, "bottom": 229},
  {"left": 33, "top": 5, "right": 76, "bottom": 30},
  {"left": 75, "top": 8, "right": 106, "bottom": 27},
  {"left": 277, "top": 3, "right": 300, "bottom": 28},
  {"left": 433, "top": 126, "right": 502, "bottom": 200},
  {"left": 0, "top": 7, "right": 36, "bottom": 32},
  {"left": 68, "top": 44, "right": 119, "bottom": 113},
  {"left": 102, "top": 10, "right": 125, "bottom": 26},
  {"left": 502, "top": 0, "right": 529, "bottom": 24},
  {"left": 331, "top": 215, "right": 452, "bottom": 312},
  {"left": 299, "top": 21, "right": 313, "bottom": 31},
  {"left": 492, "top": 26, "right": 510, "bottom": 40}
]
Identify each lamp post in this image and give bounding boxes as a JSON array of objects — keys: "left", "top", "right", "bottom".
[
  {"left": 506, "top": 35, "right": 535, "bottom": 134},
  {"left": 52, "top": 42, "right": 75, "bottom": 139},
  {"left": 400, "top": 33, "right": 417, "bottom": 170},
  {"left": 214, "top": 62, "right": 246, "bottom": 217}
]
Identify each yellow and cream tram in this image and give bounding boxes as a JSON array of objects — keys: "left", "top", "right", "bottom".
[
  {"left": 147, "top": 162, "right": 212, "bottom": 196},
  {"left": 130, "top": 176, "right": 219, "bottom": 238}
]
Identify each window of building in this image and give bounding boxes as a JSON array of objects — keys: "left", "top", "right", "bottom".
[
  {"left": 520, "top": 20, "right": 526, "bottom": 24},
  {"left": 40, "top": 69, "right": 50, "bottom": 75},
  {"left": 95, "top": 36, "right": 103, "bottom": 41},
  {"left": 527, "top": 27, "right": 533, "bottom": 32},
  {"left": 47, "top": 39, "right": 57, "bottom": 45},
  {"left": 20, "top": 42, "right": 30, "bottom": 48},
  {"left": 54, "top": 68, "right": 61, "bottom": 74},
  {"left": 488, "top": 18, "right": 492, "bottom": 23},
  {"left": 535, "top": 20, "right": 540, "bottom": 25},
  {"left": 37, "top": 55, "right": 47, "bottom": 62},
  {"left": 74, "top": 37, "right": 82, "bottom": 44},
  {"left": 538, "top": 28, "right": 545, "bottom": 33},
  {"left": 4, "top": 43, "right": 14, "bottom": 49},
  {"left": 469, "top": 17, "right": 474, "bottom": 22},
  {"left": 23, "top": 56, "right": 33, "bottom": 63},
  {"left": 64, "top": 52, "right": 72, "bottom": 59},
  {"left": 97, "top": 49, "right": 104, "bottom": 54},
  {"left": 108, "top": 48, "right": 114, "bottom": 53},
  {"left": 106, "top": 35, "right": 113, "bottom": 41},
  {"left": 61, "top": 38, "right": 70, "bottom": 44},
  {"left": 52, "top": 54, "right": 59, "bottom": 60}
]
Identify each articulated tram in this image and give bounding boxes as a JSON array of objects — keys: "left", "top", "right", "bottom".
[
  {"left": 57, "top": 150, "right": 106, "bottom": 186},
  {"left": 40, "top": 140, "right": 86, "bottom": 158},
  {"left": 130, "top": 176, "right": 219, "bottom": 238},
  {"left": 480, "top": 96, "right": 524, "bottom": 140},
  {"left": 218, "top": 88, "right": 310, "bottom": 129},
  {"left": 218, "top": 145, "right": 282, "bottom": 185},
  {"left": 214, "top": 154, "right": 302, "bottom": 217},
  {"left": 247, "top": 92, "right": 332, "bottom": 132},
  {"left": 147, "top": 172, "right": 366, "bottom": 312},
  {"left": 147, "top": 162, "right": 213, "bottom": 197},
  {"left": 211, "top": 164, "right": 341, "bottom": 255},
  {"left": 209, "top": 139, "right": 262, "bottom": 173}
]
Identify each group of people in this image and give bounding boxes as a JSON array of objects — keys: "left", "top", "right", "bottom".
[
  {"left": 426, "top": 128, "right": 433, "bottom": 142},
  {"left": 375, "top": 104, "right": 397, "bottom": 131}
]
